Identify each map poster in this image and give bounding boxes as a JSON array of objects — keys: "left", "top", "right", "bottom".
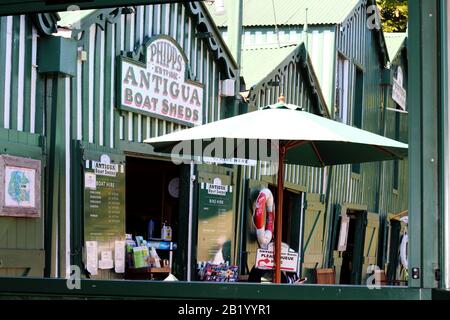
[
  {"left": 5, "top": 166, "right": 36, "bottom": 208},
  {"left": 197, "top": 178, "right": 234, "bottom": 264},
  {"left": 0, "top": 155, "right": 41, "bottom": 218}
]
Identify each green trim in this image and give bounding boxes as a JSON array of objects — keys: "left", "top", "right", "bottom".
[
  {"left": 0, "top": 277, "right": 432, "bottom": 300},
  {"left": 420, "top": 0, "right": 439, "bottom": 289},
  {"left": 0, "top": 17, "right": 7, "bottom": 128},
  {"left": 408, "top": 0, "right": 422, "bottom": 288},
  {"left": 9, "top": 16, "right": 20, "bottom": 131},
  {"left": 439, "top": 0, "right": 447, "bottom": 290}
]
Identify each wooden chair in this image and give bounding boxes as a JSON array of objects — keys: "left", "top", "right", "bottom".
[
  {"left": 315, "top": 268, "right": 336, "bottom": 284},
  {"left": 374, "top": 270, "right": 389, "bottom": 286}
]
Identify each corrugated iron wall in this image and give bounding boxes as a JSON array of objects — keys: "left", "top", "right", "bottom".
[
  {"left": 70, "top": 3, "right": 231, "bottom": 149},
  {"left": 225, "top": 25, "right": 336, "bottom": 113},
  {"left": 0, "top": 15, "right": 40, "bottom": 134}
]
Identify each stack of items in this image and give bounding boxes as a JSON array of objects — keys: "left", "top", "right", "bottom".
[
  {"left": 125, "top": 234, "right": 176, "bottom": 269},
  {"left": 198, "top": 262, "right": 239, "bottom": 282}
]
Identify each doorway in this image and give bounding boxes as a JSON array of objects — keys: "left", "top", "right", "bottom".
[
  {"left": 125, "top": 156, "right": 180, "bottom": 240},
  {"left": 338, "top": 209, "right": 366, "bottom": 285}
]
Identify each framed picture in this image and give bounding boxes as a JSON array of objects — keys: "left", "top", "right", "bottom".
[{"left": 0, "top": 155, "right": 41, "bottom": 218}]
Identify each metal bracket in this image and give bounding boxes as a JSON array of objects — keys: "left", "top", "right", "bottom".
[{"left": 412, "top": 267, "right": 420, "bottom": 279}]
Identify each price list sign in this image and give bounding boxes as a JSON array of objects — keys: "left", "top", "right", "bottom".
[
  {"left": 197, "top": 179, "right": 233, "bottom": 262},
  {"left": 83, "top": 160, "right": 125, "bottom": 242}
]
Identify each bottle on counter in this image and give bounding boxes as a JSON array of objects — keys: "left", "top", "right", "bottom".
[
  {"left": 147, "top": 219, "right": 155, "bottom": 239},
  {"left": 161, "top": 221, "right": 172, "bottom": 241}
]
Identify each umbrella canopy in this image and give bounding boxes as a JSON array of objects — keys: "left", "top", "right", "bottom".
[
  {"left": 145, "top": 103, "right": 408, "bottom": 165},
  {"left": 145, "top": 101, "right": 408, "bottom": 284}
]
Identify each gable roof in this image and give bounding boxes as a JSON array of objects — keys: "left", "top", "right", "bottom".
[
  {"left": 246, "top": 42, "right": 330, "bottom": 117},
  {"left": 241, "top": 44, "right": 298, "bottom": 88},
  {"left": 211, "top": 0, "right": 360, "bottom": 27},
  {"left": 384, "top": 32, "right": 407, "bottom": 61}
]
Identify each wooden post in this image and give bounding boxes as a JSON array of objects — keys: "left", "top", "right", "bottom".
[{"left": 274, "top": 142, "right": 286, "bottom": 283}]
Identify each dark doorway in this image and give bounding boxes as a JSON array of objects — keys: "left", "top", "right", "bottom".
[
  {"left": 125, "top": 157, "right": 180, "bottom": 240},
  {"left": 339, "top": 213, "right": 357, "bottom": 284},
  {"left": 268, "top": 185, "right": 302, "bottom": 248},
  {"left": 339, "top": 209, "right": 366, "bottom": 285}
]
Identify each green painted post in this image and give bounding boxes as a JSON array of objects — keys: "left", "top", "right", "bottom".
[
  {"left": 439, "top": 0, "right": 448, "bottom": 290},
  {"left": 408, "top": 0, "right": 440, "bottom": 289}
]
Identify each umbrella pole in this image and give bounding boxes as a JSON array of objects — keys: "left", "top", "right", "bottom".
[{"left": 274, "top": 143, "right": 286, "bottom": 284}]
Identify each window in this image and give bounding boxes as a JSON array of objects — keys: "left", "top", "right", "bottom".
[
  {"left": 335, "top": 54, "right": 350, "bottom": 123},
  {"left": 393, "top": 112, "right": 400, "bottom": 190},
  {"left": 352, "top": 67, "right": 364, "bottom": 174}
]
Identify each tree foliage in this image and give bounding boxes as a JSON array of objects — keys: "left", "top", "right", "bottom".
[{"left": 376, "top": 0, "right": 408, "bottom": 32}]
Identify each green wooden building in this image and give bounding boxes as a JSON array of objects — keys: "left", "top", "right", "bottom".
[
  {"left": 10, "top": 0, "right": 450, "bottom": 301},
  {"left": 210, "top": 0, "right": 409, "bottom": 285}
]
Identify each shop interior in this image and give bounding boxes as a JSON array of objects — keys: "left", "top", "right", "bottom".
[{"left": 125, "top": 156, "right": 180, "bottom": 278}]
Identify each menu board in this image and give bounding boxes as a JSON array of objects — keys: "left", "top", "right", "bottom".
[
  {"left": 197, "top": 178, "right": 233, "bottom": 263},
  {"left": 84, "top": 159, "right": 125, "bottom": 243}
]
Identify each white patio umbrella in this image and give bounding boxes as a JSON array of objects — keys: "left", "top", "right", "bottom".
[{"left": 145, "top": 100, "right": 408, "bottom": 283}]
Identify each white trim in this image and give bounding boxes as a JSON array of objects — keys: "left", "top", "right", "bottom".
[
  {"left": 30, "top": 25, "right": 37, "bottom": 134},
  {"left": 110, "top": 24, "right": 115, "bottom": 149},
  {"left": 165, "top": 3, "right": 170, "bottom": 35},
  {"left": 180, "top": 5, "right": 185, "bottom": 48},
  {"left": 128, "top": 111, "right": 133, "bottom": 141},
  {"left": 137, "top": 114, "right": 142, "bottom": 142},
  {"left": 65, "top": 76, "right": 71, "bottom": 279},
  {"left": 4, "top": 16, "right": 12, "bottom": 129},
  {"left": 130, "top": 12, "right": 135, "bottom": 51},
  {"left": 139, "top": 7, "right": 144, "bottom": 45},
  {"left": 205, "top": 48, "right": 209, "bottom": 123},
  {"left": 77, "top": 47, "right": 83, "bottom": 140},
  {"left": 187, "top": 161, "right": 194, "bottom": 281},
  {"left": 173, "top": 3, "right": 178, "bottom": 40},
  {"left": 217, "top": 72, "right": 221, "bottom": 120},
  {"left": 119, "top": 115, "right": 124, "bottom": 140},
  {"left": 212, "top": 62, "right": 215, "bottom": 121},
  {"left": 156, "top": 4, "right": 161, "bottom": 34},
  {"left": 99, "top": 29, "right": 105, "bottom": 146},
  {"left": 88, "top": 24, "right": 95, "bottom": 143},
  {"left": 187, "top": 18, "right": 191, "bottom": 61},
  {"left": 17, "top": 15, "right": 25, "bottom": 131},
  {"left": 120, "top": 14, "right": 125, "bottom": 51},
  {"left": 148, "top": 5, "right": 153, "bottom": 37}
]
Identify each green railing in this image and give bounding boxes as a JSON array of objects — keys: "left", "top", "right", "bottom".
[{"left": 0, "top": 277, "right": 431, "bottom": 300}]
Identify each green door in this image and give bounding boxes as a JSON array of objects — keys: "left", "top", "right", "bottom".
[
  {"left": 361, "top": 212, "right": 380, "bottom": 284},
  {"left": 351, "top": 210, "right": 368, "bottom": 285},
  {"left": 301, "top": 193, "right": 326, "bottom": 283}
]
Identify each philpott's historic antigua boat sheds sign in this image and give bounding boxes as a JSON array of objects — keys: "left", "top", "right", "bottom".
[{"left": 119, "top": 35, "right": 204, "bottom": 126}]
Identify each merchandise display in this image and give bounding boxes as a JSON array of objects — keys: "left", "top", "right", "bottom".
[{"left": 198, "top": 262, "right": 239, "bottom": 282}]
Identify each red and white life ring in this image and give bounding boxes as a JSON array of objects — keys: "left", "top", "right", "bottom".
[{"left": 253, "top": 188, "right": 275, "bottom": 249}]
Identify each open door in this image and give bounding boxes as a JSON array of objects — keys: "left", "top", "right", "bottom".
[{"left": 361, "top": 213, "right": 380, "bottom": 284}]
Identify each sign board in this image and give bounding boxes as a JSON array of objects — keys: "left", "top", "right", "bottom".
[
  {"left": 392, "top": 66, "right": 406, "bottom": 110},
  {"left": 83, "top": 158, "right": 125, "bottom": 243},
  {"left": 197, "top": 178, "right": 234, "bottom": 263},
  {"left": 0, "top": 155, "right": 41, "bottom": 218},
  {"left": 255, "top": 243, "right": 299, "bottom": 273},
  {"left": 119, "top": 35, "right": 203, "bottom": 127}
]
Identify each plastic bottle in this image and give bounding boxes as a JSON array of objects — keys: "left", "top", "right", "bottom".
[
  {"left": 161, "top": 221, "right": 172, "bottom": 241},
  {"left": 148, "top": 219, "right": 155, "bottom": 239}
]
